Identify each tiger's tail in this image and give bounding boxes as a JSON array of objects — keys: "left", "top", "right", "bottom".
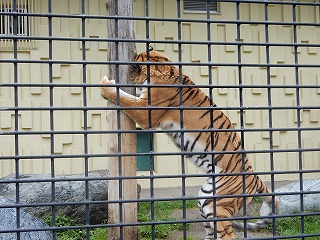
[{"left": 232, "top": 183, "right": 280, "bottom": 231}]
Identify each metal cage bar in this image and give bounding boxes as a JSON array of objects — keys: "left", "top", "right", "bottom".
[{"left": 0, "top": 0, "right": 319, "bottom": 240}]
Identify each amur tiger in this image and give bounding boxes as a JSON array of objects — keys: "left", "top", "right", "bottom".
[{"left": 100, "top": 50, "right": 280, "bottom": 240}]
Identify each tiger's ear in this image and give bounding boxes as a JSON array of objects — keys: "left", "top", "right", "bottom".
[{"left": 148, "top": 45, "right": 154, "bottom": 52}]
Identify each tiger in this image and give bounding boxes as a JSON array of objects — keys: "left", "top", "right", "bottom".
[{"left": 99, "top": 50, "right": 280, "bottom": 240}]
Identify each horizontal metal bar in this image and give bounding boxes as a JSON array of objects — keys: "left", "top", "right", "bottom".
[
  {"left": 0, "top": 4, "right": 319, "bottom": 22},
  {"left": 0, "top": 162, "right": 319, "bottom": 181},
  {"left": 0, "top": 145, "right": 319, "bottom": 160},
  {"left": 1, "top": 126, "right": 319, "bottom": 137},
  {"left": 1, "top": 82, "right": 319, "bottom": 89},
  {"left": 1, "top": 105, "right": 319, "bottom": 112},
  {"left": 1, "top": 34, "right": 320, "bottom": 48},
  {"left": 0, "top": 190, "right": 319, "bottom": 213},
  {"left": 0, "top": 58, "right": 319, "bottom": 68},
  {"left": 1, "top": 148, "right": 319, "bottom": 163}
]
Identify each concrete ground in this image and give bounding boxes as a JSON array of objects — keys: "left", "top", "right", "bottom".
[{"left": 140, "top": 180, "right": 292, "bottom": 199}]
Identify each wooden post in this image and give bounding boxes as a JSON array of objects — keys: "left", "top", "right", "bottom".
[{"left": 105, "top": 0, "right": 137, "bottom": 240}]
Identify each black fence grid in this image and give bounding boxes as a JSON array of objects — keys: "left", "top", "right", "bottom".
[{"left": 0, "top": 0, "right": 320, "bottom": 239}]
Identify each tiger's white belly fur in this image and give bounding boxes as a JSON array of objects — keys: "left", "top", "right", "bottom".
[{"left": 159, "top": 122, "right": 223, "bottom": 174}]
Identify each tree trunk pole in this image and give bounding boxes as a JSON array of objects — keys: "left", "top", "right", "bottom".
[{"left": 105, "top": 0, "right": 137, "bottom": 239}]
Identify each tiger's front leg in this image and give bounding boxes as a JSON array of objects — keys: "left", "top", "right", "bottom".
[{"left": 99, "top": 76, "right": 164, "bottom": 129}]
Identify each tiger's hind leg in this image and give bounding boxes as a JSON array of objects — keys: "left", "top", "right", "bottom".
[
  {"left": 215, "top": 218, "right": 235, "bottom": 240},
  {"left": 201, "top": 218, "right": 235, "bottom": 240},
  {"left": 200, "top": 203, "right": 236, "bottom": 239}
]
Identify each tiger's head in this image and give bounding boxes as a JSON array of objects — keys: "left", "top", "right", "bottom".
[{"left": 132, "top": 50, "right": 175, "bottom": 84}]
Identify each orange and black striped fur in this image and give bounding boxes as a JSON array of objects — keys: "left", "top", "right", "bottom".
[{"left": 100, "top": 50, "right": 279, "bottom": 239}]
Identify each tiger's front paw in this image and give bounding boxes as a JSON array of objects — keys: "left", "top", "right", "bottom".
[
  {"left": 100, "top": 76, "right": 116, "bottom": 100},
  {"left": 100, "top": 76, "right": 115, "bottom": 85}
]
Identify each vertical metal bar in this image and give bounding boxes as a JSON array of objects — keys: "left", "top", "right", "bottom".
[
  {"left": 292, "top": 1, "right": 305, "bottom": 238},
  {"left": 176, "top": 1, "right": 187, "bottom": 239},
  {"left": 263, "top": 1, "right": 277, "bottom": 237},
  {"left": 12, "top": 0, "right": 20, "bottom": 239},
  {"left": 206, "top": 1, "right": 217, "bottom": 239},
  {"left": 113, "top": 1, "right": 124, "bottom": 238},
  {"left": 235, "top": 1, "right": 247, "bottom": 238},
  {"left": 144, "top": 0, "right": 156, "bottom": 239},
  {"left": 47, "top": 0, "right": 57, "bottom": 239},
  {"left": 80, "top": 0, "right": 90, "bottom": 239}
]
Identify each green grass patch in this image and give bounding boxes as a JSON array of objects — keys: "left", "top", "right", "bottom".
[
  {"left": 44, "top": 215, "right": 108, "bottom": 240},
  {"left": 272, "top": 212, "right": 320, "bottom": 239},
  {"left": 44, "top": 215, "right": 86, "bottom": 240},
  {"left": 43, "top": 199, "right": 198, "bottom": 240},
  {"left": 89, "top": 226, "right": 108, "bottom": 240},
  {"left": 138, "top": 199, "right": 198, "bottom": 239}
]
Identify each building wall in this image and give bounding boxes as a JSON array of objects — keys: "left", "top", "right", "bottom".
[
  {"left": 0, "top": 0, "right": 319, "bottom": 187},
  {"left": 0, "top": 0, "right": 109, "bottom": 176}
]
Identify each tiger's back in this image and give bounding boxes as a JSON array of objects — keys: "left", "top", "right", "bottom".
[{"left": 100, "top": 50, "right": 280, "bottom": 239}]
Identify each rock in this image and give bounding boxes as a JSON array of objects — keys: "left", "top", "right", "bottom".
[
  {"left": 0, "top": 196, "right": 54, "bottom": 240},
  {"left": 0, "top": 170, "right": 141, "bottom": 224},
  {"left": 276, "top": 179, "right": 320, "bottom": 214},
  {"left": 0, "top": 170, "right": 140, "bottom": 224}
]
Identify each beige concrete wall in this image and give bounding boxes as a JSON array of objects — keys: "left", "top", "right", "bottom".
[
  {"left": 0, "top": 0, "right": 319, "bottom": 187},
  {"left": 0, "top": 0, "right": 109, "bottom": 176}
]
